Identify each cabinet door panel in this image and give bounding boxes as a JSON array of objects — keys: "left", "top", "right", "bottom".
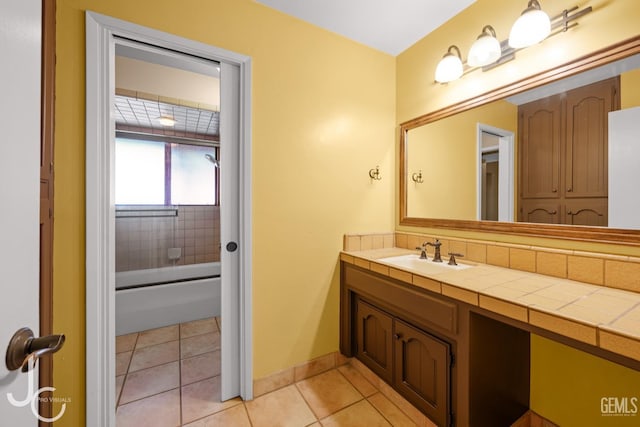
[
  {"left": 519, "top": 199, "right": 561, "bottom": 224},
  {"left": 356, "top": 299, "right": 393, "bottom": 383},
  {"left": 394, "top": 320, "right": 450, "bottom": 427},
  {"left": 565, "top": 198, "right": 608, "bottom": 226},
  {"left": 519, "top": 96, "right": 562, "bottom": 199},
  {"left": 565, "top": 77, "right": 618, "bottom": 198}
]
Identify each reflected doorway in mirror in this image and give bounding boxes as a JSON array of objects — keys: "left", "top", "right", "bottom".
[{"left": 477, "top": 124, "right": 514, "bottom": 222}]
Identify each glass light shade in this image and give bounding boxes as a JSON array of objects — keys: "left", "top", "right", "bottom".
[
  {"left": 509, "top": 6, "right": 551, "bottom": 48},
  {"left": 468, "top": 34, "right": 502, "bottom": 67},
  {"left": 158, "top": 116, "right": 176, "bottom": 126},
  {"left": 435, "top": 48, "right": 463, "bottom": 83}
]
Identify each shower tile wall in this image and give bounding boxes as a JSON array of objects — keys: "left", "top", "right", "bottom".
[{"left": 116, "top": 205, "right": 220, "bottom": 272}]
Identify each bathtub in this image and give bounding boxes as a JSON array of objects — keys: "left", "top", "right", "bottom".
[{"left": 115, "top": 262, "right": 221, "bottom": 335}]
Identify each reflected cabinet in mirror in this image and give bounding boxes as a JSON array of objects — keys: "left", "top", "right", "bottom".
[{"left": 400, "top": 37, "right": 640, "bottom": 245}]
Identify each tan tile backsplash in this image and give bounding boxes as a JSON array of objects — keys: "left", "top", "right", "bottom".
[
  {"left": 116, "top": 205, "right": 220, "bottom": 272},
  {"left": 604, "top": 260, "right": 640, "bottom": 293},
  {"left": 487, "top": 245, "right": 510, "bottom": 268},
  {"left": 372, "top": 232, "right": 640, "bottom": 294},
  {"left": 567, "top": 255, "right": 604, "bottom": 285},
  {"left": 343, "top": 233, "right": 394, "bottom": 252},
  {"left": 466, "top": 242, "right": 487, "bottom": 263},
  {"left": 536, "top": 252, "right": 567, "bottom": 279},
  {"left": 509, "top": 248, "right": 537, "bottom": 273}
]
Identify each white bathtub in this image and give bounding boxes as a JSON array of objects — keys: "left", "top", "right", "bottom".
[{"left": 115, "top": 262, "right": 221, "bottom": 335}]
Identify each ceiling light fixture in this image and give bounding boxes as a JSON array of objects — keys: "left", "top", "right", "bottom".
[
  {"left": 157, "top": 116, "right": 176, "bottom": 127},
  {"left": 468, "top": 25, "right": 501, "bottom": 67},
  {"left": 509, "top": 0, "right": 551, "bottom": 49},
  {"left": 435, "top": 45, "right": 463, "bottom": 83},
  {"left": 433, "top": 2, "right": 592, "bottom": 84}
]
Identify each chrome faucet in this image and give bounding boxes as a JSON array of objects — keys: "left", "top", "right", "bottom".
[{"left": 425, "top": 239, "right": 443, "bottom": 262}]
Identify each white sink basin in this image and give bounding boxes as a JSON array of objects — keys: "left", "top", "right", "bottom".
[{"left": 377, "top": 254, "right": 473, "bottom": 273}]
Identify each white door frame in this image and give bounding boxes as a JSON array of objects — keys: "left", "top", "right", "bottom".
[
  {"left": 476, "top": 123, "right": 515, "bottom": 222},
  {"left": 85, "top": 11, "right": 253, "bottom": 427}
]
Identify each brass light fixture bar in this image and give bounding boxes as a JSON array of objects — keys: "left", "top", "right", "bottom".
[
  {"left": 480, "top": 5, "right": 593, "bottom": 73},
  {"left": 435, "top": 3, "right": 593, "bottom": 83}
]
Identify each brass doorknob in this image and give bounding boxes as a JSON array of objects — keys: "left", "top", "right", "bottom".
[{"left": 5, "top": 327, "right": 65, "bottom": 372}]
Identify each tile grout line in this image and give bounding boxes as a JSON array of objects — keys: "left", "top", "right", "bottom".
[
  {"left": 348, "top": 360, "right": 426, "bottom": 425},
  {"left": 364, "top": 393, "right": 408, "bottom": 427},
  {"left": 292, "top": 381, "right": 322, "bottom": 423},
  {"left": 606, "top": 301, "right": 640, "bottom": 326}
]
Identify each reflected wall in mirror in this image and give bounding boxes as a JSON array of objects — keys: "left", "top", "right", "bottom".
[
  {"left": 406, "top": 99, "right": 516, "bottom": 221},
  {"left": 400, "top": 37, "right": 640, "bottom": 244}
]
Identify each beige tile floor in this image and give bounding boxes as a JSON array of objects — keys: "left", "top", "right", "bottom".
[{"left": 115, "top": 317, "right": 424, "bottom": 426}]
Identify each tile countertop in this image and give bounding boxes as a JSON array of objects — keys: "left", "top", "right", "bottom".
[{"left": 340, "top": 248, "right": 640, "bottom": 363}]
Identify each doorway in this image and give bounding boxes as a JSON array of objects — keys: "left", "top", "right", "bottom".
[
  {"left": 476, "top": 124, "right": 515, "bottom": 222},
  {"left": 85, "top": 12, "right": 253, "bottom": 426}
]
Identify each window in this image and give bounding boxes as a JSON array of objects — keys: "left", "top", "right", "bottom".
[{"left": 115, "top": 137, "right": 218, "bottom": 205}]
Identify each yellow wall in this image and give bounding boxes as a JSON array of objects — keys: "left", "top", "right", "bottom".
[
  {"left": 621, "top": 69, "right": 640, "bottom": 108},
  {"left": 396, "top": 0, "right": 640, "bottom": 425},
  {"left": 407, "top": 100, "right": 516, "bottom": 219},
  {"left": 531, "top": 335, "right": 640, "bottom": 427},
  {"left": 53, "top": 0, "right": 395, "bottom": 424}
]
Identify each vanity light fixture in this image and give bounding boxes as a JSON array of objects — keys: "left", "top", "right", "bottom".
[
  {"left": 468, "top": 26, "right": 501, "bottom": 67},
  {"left": 411, "top": 171, "right": 424, "bottom": 184},
  {"left": 369, "top": 166, "right": 382, "bottom": 181},
  {"left": 435, "top": 45, "right": 463, "bottom": 83},
  {"left": 509, "top": 0, "right": 551, "bottom": 49},
  {"left": 433, "top": 2, "right": 592, "bottom": 84},
  {"left": 157, "top": 116, "right": 176, "bottom": 127}
]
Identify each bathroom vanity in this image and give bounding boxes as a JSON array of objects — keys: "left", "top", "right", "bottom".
[
  {"left": 340, "top": 246, "right": 640, "bottom": 427},
  {"left": 340, "top": 257, "right": 529, "bottom": 426}
]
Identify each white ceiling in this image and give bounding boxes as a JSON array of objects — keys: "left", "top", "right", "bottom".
[{"left": 256, "top": 0, "right": 477, "bottom": 56}]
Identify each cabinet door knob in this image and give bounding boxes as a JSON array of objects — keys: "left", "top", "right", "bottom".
[
  {"left": 552, "top": 188, "right": 557, "bottom": 193},
  {"left": 567, "top": 187, "right": 573, "bottom": 192},
  {"left": 393, "top": 333, "right": 402, "bottom": 340}
]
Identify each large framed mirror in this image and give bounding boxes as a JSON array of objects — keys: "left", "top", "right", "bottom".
[{"left": 400, "top": 36, "right": 640, "bottom": 246}]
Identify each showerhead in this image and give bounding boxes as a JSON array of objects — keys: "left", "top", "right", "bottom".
[{"left": 204, "top": 154, "right": 220, "bottom": 168}]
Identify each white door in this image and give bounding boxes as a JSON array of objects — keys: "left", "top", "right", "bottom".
[
  {"left": 220, "top": 62, "right": 241, "bottom": 400},
  {"left": 0, "top": 0, "right": 42, "bottom": 425},
  {"left": 609, "top": 106, "right": 640, "bottom": 229}
]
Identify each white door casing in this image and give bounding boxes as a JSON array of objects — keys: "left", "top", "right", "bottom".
[
  {"left": 85, "top": 11, "right": 253, "bottom": 427},
  {"left": 0, "top": 0, "right": 41, "bottom": 425}
]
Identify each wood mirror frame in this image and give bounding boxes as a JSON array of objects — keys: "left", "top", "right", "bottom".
[{"left": 400, "top": 36, "right": 640, "bottom": 246}]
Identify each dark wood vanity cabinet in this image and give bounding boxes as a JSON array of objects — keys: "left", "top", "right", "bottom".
[
  {"left": 393, "top": 318, "right": 451, "bottom": 427},
  {"left": 356, "top": 299, "right": 394, "bottom": 383},
  {"left": 355, "top": 298, "right": 451, "bottom": 426},
  {"left": 518, "top": 77, "right": 619, "bottom": 226},
  {"left": 341, "top": 262, "right": 529, "bottom": 427}
]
